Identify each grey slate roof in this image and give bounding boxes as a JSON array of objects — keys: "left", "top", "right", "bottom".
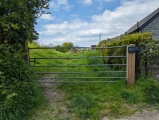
[{"left": 126, "top": 8, "right": 159, "bottom": 34}]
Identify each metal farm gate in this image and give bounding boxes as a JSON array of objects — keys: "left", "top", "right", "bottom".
[{"left": 28, "top": 46, "right": 127, "bottom": 83}]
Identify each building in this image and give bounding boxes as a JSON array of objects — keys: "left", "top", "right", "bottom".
[{"left": 126, "top": 8, "right": 159, "bottom": 40}]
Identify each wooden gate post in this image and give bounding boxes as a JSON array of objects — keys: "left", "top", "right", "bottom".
[
  {"left": 23, "top": 40, "right": 29, "bottom": 65},
  {"left": 126, "top": 44, "right": 136, "bottom": 85}
]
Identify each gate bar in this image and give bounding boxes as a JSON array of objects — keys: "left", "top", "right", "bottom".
[
  {"left": 28, "top": 45, "right": 127, "bottom": 50},
  {"left": 38, "top": 81, "right": 118, "bottom": 83},
  {"left": 31, "top": 64, "right": 126, "bottom": 67},
  {"left": 30, "top": 56, "right": 126, "bottom": 59},
  {"left": 40, "top": 77, "right": 126, "bottom": 79},
  {"left": 35, "top": 71, "right": 126, "bottom": 74}
]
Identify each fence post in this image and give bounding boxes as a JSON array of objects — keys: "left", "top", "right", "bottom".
[
  {"left": 23, "top": 40, "right": 29, "bottom": 63},
  {"left": 27, "top": 48, "right": 30, "bottom": 65},
  {"left": 126, "top": 44, "right": 136, "bottom": 85}
]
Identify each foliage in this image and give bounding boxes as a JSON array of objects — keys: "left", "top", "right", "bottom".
[
  {"left": 54, "top": 42, "right": 74, "bottom": 53},
  {"left": 97, "top": 32, "right": 153, "bottom": 66},
  {"left": 0, "top": 0, "right": 50, "bottom": 45},
  {"left": 139, "top": 41, "right": 159, "bottom": 68},
  {"left": 98, "top": 32, "right": 152, "bottom": 47},
  {"left": 0, "top": 44, "right": 43, "bottom": 120},
  {"left": 62, "top": 42, "right": 74, "bottom": 52},
  {"left": 54, "top": 45, "right": 63, "bottom": 52}
]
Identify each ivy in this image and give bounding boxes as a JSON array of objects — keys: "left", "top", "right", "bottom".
[{"left": 139, "top": 41, "right": 159, "bottom": 67}]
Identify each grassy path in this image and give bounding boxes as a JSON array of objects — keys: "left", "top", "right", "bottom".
[{"left": 32, "top": 83, "right": 75, "bottom": 120}]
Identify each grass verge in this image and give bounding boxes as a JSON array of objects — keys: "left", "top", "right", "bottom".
[{"left": 58, "top": 77, "right": 159, "bottom": 119}]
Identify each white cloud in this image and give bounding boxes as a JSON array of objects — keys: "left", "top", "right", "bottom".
[
  {"left": 50, "top": 0, "right": 73, "bottom": 11},
  {"left": 38, "top": 0, "right": 159, "bottom": 46},
  {"left": 77, "top": 0, "right": 93, "bottom": 5},
  {"left": 40, "top": 14, "right": 54, "bottom": 20},
  {"left": 97, "top": 0, "right": 114, "bottom": 2},
  {"left": 57, "top": 0, "right": 67, "bottom": 5},
  {"left": 83, "top": 0, "right": 93, "bottom": 5}
]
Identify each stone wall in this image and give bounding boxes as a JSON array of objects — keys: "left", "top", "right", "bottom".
[
  {"left": 147, "top": 57, "right": 159, "bottom": 80},
  {"left": 142, "top": 15, "right": 159, "bottom": 40},
  {"left": 136, "top": 54, "right": 159, "bottom": 80}
]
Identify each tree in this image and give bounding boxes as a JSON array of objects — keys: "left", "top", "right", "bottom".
[
  {"left": 62, "top": 42, "right": 74, "bottom": 52},
  {"left": 54, "top": 45, "right": 63, "bottom": 52},
  {"left": 0, "top": 0, "right": 50, "bottom": 45}
]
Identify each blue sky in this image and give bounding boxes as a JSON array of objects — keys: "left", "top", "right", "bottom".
[{"left": 35, "top": 0, "right": 159, "bottom": 47}]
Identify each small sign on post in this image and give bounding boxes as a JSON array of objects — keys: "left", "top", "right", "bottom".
[
  {"left": 128, "top": 46, "right": 140, "bottom": 53},
  {"left": 127, "top": 44, "right": 136, "bottom": 85}
]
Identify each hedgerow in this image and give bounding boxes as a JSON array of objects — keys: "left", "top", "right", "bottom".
[
  {"left": 98, "top": 32, "right": 152, "bottom": 47},
  {"left": 97, "top": 32, "right": 153, "bottom": 67},
  {"left": 0, "top": 44, "right": 42, "bottom": 120}
]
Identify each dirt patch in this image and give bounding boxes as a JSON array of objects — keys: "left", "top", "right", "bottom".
[
  {"left": 102, "top": 109, "right": 159, "bottom": 120},
  {"left": 33, "top": 81, "right": 76, "bottom": 120}
]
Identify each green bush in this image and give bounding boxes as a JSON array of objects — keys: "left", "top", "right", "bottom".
[
  {"left": 97, "top": 32, "right": 153, "bottom": 69},
  {"left": 54, "top": 42, "right": 74, "bottom": 53},
  {"left": 98, "top": 32, "right": 152, "bottom": 47},
  {"left": 0, "top": 44, "right": 42, "bottom": 120}
]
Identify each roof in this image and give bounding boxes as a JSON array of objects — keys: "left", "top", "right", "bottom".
[{"left": 126, "top": 8, "right": 159, "bottom": 34}]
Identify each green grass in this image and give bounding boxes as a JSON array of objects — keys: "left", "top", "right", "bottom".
[
  {"left": 29, "top": 43, "right": 159, "bottom": 120},
  {"left": 58, "top": 77, "right": 159, "bottom": 119}
]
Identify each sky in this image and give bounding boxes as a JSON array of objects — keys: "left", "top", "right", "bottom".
[{"left": 35, "top": 0, "right": 159, "bottom": 47}]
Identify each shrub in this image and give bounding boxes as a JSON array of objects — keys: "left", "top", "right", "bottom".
[
  {"left": 97, "top": 32, "right": 153, "bottom": 70},
  {"left": 0, "top": 44, "right": 42, "bottom": 120}
]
